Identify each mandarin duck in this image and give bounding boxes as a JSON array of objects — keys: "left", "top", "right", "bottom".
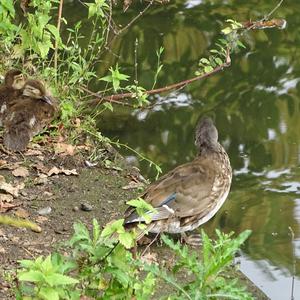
[
  {"left": 0, "top": 69, "right": 25, "bottom": 126},
  {"left": 3, "top": 79, "right": 56, "bottom": 151},
  {"left": 124, "top": 117, "right": 232, "bottom": 244}
]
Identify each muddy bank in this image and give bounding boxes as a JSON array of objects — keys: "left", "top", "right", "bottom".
[{"left": 0, "top": 142, "right": 268, "bottom": 299}]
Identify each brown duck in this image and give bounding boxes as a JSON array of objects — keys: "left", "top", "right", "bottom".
[
  {"left": 124, "top": 117, "right": 232, "bottom": 244},
  {"left": 3, "top": 80, "right": 56, "bottom": 151},
  {"left": 0, "top": 69, "right": 25, "bottom": 126}
]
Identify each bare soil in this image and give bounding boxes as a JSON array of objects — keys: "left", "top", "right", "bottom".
[{"left": 0, "top": 139, "right": 268, "bottom": 299}]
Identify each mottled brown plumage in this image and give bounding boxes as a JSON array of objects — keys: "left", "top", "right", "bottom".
[
  {"left": 124, "top": 117, "right": 232, "bottom": 242},
  {"left": 3, "top": 80, "right": 56, "bottom": 151},
  {"left": 0, "top": 69, "right": 25, "bottom": 126}
]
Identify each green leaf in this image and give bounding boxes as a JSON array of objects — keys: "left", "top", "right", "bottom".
[
  {"left": 38, "top": 287, "right": 59, "bottom": 300},
  {"left": 92, "top": 218, "right": 100, "bottom": 242},
  {"left": 199, "top": 58, "right": 210, "bottom": 65},
  {"left": 37, "top": 41, "right": 50, "bottom": 58},
  {"left": 214, "top": 57, "right": 223, "bottom": 65},
  {"left": 204, "top": 66, "right": 214, "bottom": 73},
  {"left": 101, "top": 219, "right": 125, "bottom": 237},
  {"left": 119, "top": 231, "right": 134, "bottom": 249},
  {"left": 46, "top": 273, "right": 78, "bottom": 286},
  {"left": 126, "top": 198, "right": 154, "bottom": 211},
  {"left": 103, "top": 102, "right": 114, "bottom": 112},
  {"left": 18, "top": 270, "right": 44, "bottom": 282},
  {"left": 100, "top": 75, "right": 112, "bottom": 83},
  {"left": 221, "top": 27, "right": 232, "bottom": 35},
  {"left": 237, "top": 40, "right": 246, "bottom": 49}
]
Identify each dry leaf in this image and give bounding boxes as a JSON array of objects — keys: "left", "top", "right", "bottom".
[
  {"left": 0, "top": 178, "right": 24, "bottom": 197},
  {"left": 54, "top": 143, "right": 76, "bottom": 156},
  {"left": 12, "top": 166, "right": 29, "bottom": 178},
  {"left": 122, "top": 181, "right": 144, "bottom": 190},
  {"left": 141, "top": 252, "right": 158, "bottom": 265},
  {"left": 47, "top": 166, "right": 78, "bottom": 176},
  {"left": 25, "top": 149, "right": 43, "bottom": 156},
  {"left": 35, "top": 215, "right": 48, "bottom": 224},
  {"left": 0, "top": 202, "right": 20, "bottom": 213},
  {"left": 33, "top": 162, "right": 48, "bottom": 174},
  {"left": 0, "top": 160, "right": 7, "bottom": 167},
  {"left": 0, "top": 193, "right": 13, "bottom": 203},
  {"left": 15, "top": 208, "right": 30, "bottom": 218}
]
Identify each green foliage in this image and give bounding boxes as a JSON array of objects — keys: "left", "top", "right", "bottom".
[
  {"left": 126, "top": 197, "right": 157, "bottom": 224},
  {"left": 100, "top": 64, "right": 130, "bottom": 92},
  {"left": 161, "top": 229, "right": 253, "bottom": 299},
  {"left": 17, "top": 254, "right": 79, "bottom": 300},
  {"left": 195, "top": 19, "right": 246, "bottom": 76},
  {"left": 16, "top": 216, "right": 254, "bottom": 300},
  {"left": 0, "top": 0, "right": 20, "bottom": 46}
]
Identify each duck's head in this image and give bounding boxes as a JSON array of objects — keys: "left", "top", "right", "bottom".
[
  {"left": 5, "top": 69, "right": 25, "bottom": 90},
  {"left": 195, "top": 117, "right": 218, "bottom": 151},
  {"left": 22, "top": 80, "right": 53, "bottom": 106}
]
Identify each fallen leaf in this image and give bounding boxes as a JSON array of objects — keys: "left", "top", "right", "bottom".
[
  {"left": 14, "top": 208, "right": 30, "bottom": 218},
  {"left": 0, "top": 160, "right": 7, "bottom": 167},
  {"left": 141, "top": 252, "right": 158, "bottom": 265},
  {"left": 54, "top": 143, "right": 76, "bottom": 156},
  {"left": 0, "top": 202, "right": 21, "bottom": 213},
  {"left": 47, "top": 166, "right": 78, "bottom": 176},
  {"left": 35, "top": 215, "right": 48, "bottom": 224},
  {"left": 122, "top": 181, "right": 144, "bottom": 190},
  {"left": 0, "top": 162, "right": 21, "bottom": 170},
  {"left": 0, "top": 193, "right": 13, "bottom": 203},
  {"left": 24, "top": 149, "right": 43, "bottom": 156},
  {"left": 12, "top": 166, "right": 29, "bottom": 178},
  {"left": 33, "top": 162, "right": 48, "bottom": 174},
  {"left": 0, "top": 179, "right": 24, "bottom": 197}
]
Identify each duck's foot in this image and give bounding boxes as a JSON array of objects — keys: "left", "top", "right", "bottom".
[{"left": 180, "top": 232, "right": 202, "bottom": 247}]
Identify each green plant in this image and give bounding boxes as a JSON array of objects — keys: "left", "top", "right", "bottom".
[
  {"left": 16, "top": 209, "right": 254, "bottom": 300},
  {"left": 0, "top": 0, "right": 20, "bottom": 48},
  {"left": 17, "top": 254, "right": 79, "bottom": 300},
  {"left": 160, "top": 230, "right": 253, "bottom": 299},
  {"left": 195, "top": 19, "right": 245, "bottom": 76}
]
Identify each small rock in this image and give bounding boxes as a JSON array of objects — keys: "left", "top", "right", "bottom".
[
  {"left": 43, "top": 191, "right": 53, "bottom": 197},
  {"left": 85, "top": 160, "right": 98, "bottom": 168},
  {"left": 80, "top": 203, "right": 93, "bottom": 212},
  {"left": 73, "top": 206, "right": 79, "bottom": 212},
  {"left": 38, "top": 206, "right": 52, "bottom": 215}
]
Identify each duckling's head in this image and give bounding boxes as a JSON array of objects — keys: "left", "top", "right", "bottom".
[
  {"left": 22, "top": 80, "right": 53, "bottom": 105},
  {"left": 195, "top": 117, "right": 218, "bottom": 151},
  {"left": 5, "top": 69, "right": 25, "bottom": 90}
]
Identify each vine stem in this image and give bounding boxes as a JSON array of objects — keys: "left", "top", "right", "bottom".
[{"left": 54, "top": 0, "right": 64, "bottom": 75}]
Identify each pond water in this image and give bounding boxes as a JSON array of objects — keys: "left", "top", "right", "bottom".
[{"left": 65, "top": 1, "right": 300, "bottom": 298}]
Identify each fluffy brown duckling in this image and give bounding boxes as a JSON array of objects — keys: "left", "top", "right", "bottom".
[
  {"left": 0, "top": 69, "right": 25, "bottom": 126},
  {"left": 3, "top": 79, "right": 57, "bottom": 152}
]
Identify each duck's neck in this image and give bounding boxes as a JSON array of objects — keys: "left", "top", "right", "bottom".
[{"left": 197, "top": 141, "right": 221, "bottom": 156}]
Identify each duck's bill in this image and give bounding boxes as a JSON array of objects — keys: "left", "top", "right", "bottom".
[{"left": 42, "top": 95, "right": 53, "bottom": 105}]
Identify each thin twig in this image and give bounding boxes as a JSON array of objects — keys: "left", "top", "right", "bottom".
[
  {"left": 265, "top": 0, "right": 284, "bottom": 20},
  {"left": 80, "top": 86, "right": 134, "bottom": 107},
  {"left": 54, "top": 0, "right": 64, "bottom": 74},
  {"left": 100, "top": 0, "right": 154, "bottom": 55},
  {"left": 89, "top": 47, "right": 231, "bottom": 105},
  {"left": 288, "top": 226, "right": 295, "bottom": 300}
]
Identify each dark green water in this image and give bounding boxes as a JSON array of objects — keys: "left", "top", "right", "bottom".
[{"left": 66, "top": 1, "right": 300, "bottom": 298}]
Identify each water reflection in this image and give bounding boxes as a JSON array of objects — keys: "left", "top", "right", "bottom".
[{"left": 64, "top": 0, "right": 300, "bottom": 298}]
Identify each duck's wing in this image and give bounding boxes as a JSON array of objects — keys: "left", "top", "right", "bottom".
[{"left": 124, "top": 157, "right": 218, "bottom": 224}]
